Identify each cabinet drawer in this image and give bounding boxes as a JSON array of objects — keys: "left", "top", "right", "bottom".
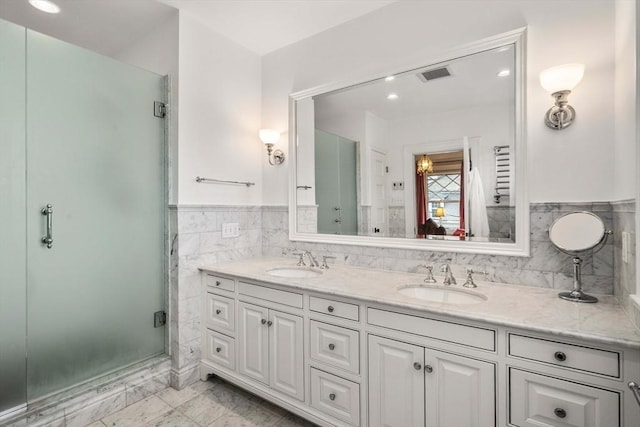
[
  {"left": 310, "top": 296, "right": 359, "bottom": 321},
  {"left": 310, "top": 368, "right": 360, "bottom": 426},
  {"left": 239, "top": 281, "right": 303, "bottom": 308},
  {"left": 204, "top": 330, "right": 235, "bottom": 370},
  {"left": 205, "top": 293, "right": 235, "bottom": 334},
  {"left": 206, "top": 274, "right": 235, "bottom": 292},
  {"left": 509, "top": 334, "right": 620, "bottom": 378},
  {"left": 509, "top": 369, "right": 619, "bottom": 427},
  {"left": 310, "top": 321, "right": 360, "bottom": 374},
  {"left": 367, "top": 308, "right": 495, "bottom": 351}
]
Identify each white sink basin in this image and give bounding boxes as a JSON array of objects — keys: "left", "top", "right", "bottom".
[
  {"left": 397, "top": 285, "right": 486, "bottom": 305},
  {"left": 266, "top": 267, "right": 323, "bottom": 278}
]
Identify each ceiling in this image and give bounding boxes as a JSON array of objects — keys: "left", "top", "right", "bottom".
[
  {"left": 159, "top": 0, "right": 396, "bottom": 55},
  {"left": 0, "top": 0, "right": 177, "bottom": 57},
  {"left": 0, "top": 0, "right": 396, "bottom": 57},
  {"left": 315, "top": 44, "right": 515, "bottom": 121}
]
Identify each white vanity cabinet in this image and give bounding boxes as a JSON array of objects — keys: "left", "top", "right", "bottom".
[
  {"left": 200, "top": 264, "right": 640, "bottom": 427},
  {"left": 237, "top": 301, "right": 304, "bottom": 400},
  {"left": 368, "top": 331, "right": 495, "bottom": 427}
]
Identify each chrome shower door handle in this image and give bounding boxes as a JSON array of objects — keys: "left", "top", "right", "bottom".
[{"left": 41, "top": 204, "right": 53, "bottom": 249}]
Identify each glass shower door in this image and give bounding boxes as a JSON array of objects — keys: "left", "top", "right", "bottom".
[
  {"left": 0, "top": 18, "right": 27, "bottom": 416},
  {"left": 25, "top": 30, "right": 166, "bottom": 399}
]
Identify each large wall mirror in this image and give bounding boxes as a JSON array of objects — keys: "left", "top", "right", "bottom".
[{"left": 288, "top": 28, "right": 529, "bottom": 256}]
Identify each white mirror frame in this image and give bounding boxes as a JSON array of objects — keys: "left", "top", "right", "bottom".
[{"left": 288, "top": 27, "right": 529, "bottom": 257}]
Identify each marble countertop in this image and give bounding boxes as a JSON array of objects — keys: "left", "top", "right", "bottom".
[{"left": 200, "top": 257, "right": 640, "bottom": 350}]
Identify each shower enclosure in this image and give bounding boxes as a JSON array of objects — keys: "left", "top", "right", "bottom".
[{"left": 0, "top": 18, "right": 166, "bottom": 416}]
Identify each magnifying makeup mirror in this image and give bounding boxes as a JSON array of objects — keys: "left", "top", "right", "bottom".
[{"left": 548, "top": 211, "right": 611, "bottom": 303}]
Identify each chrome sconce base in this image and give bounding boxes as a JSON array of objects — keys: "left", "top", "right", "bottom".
[
  {"left": 265, "top": 143, "right": 285, "bottom": 165},
  {"left": 544, "top": 90, "right": 575, "bottom": 130}
]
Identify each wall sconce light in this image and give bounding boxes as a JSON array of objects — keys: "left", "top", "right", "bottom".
[
  {"left": 259, "top": 129, "right": 285, "bottom": 165},
  {"left": 435, "top": 206, "right": 445, "bottom": 226},
  {"left": 539, "top": 64, "right": 584, "bottom": 130},
  {"left": 416, "top": 155, "right": 433, "bottom": 175}
]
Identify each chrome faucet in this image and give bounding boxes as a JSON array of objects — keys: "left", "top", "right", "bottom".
[
  {"left": 303, "top": 251, "right": 320, "bottom": 268},
  {"left": 441, "top": 261, "right": 457, "bottom": 286}
]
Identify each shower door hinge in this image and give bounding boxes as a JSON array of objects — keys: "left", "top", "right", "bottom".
[
  {"left": 154, "top": 310, "right": 167, "bottom": 328},
  {"left": 154, "top": 101, "right": 166, "bottom": 118}
]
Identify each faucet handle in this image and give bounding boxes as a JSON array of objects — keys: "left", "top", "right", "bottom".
[
  {"left": 292, "top": 252, "right": 306, "bottom": 266},
  {"left": 321, "top": 255, "right": 336, "bottom": 269},
  {"left": 417, "top": 264, "right": 437, "bottom": 283},
  {"left": 463, "top": 269, "right": 477, "bottom": 288},
  {"left": 463, "top": 269, "right": 487, "bottom": 288}
]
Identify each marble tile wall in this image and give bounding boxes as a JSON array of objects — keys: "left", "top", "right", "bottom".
[
  {"left": 263, "top": 202, "right": 615, "bottom": 294},
  {"left": 612, "top": 200, "right": 640, "bottom": 328},
  {"left": 486, "top": 205, "right": 515, "bottom": 239},
  {"left": 388, "top": 206, "right": 405, "bottom": 238},
  {"left": 169, "top": 205, "right": 263, "bottom": 389}
]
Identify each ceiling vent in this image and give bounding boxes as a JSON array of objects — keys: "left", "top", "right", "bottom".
[{"left": 417, "top": 66, "right": 452, "bottom": 82}]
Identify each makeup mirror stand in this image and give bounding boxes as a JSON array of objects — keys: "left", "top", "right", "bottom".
[{"left": 548, "top": 211, "right": 612, "bottom": 304}]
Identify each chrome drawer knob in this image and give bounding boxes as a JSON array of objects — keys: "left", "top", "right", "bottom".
[
  {"left": 215, "top": 347, "right": 222, "bottom": 353},
  {"left": 216, "top": 309, "right": 221, "bottom": 315},
  {"left": 554, "top": 351, "right": 567, "bottom": 362},
  {"left": 215, "top": 281, "right": 221, "bottom": 286},
  {"left": 424, "top": 365, "right": 433, "bottom": 373},
  {"left": 554, "top": 408, "right": 567, "bottom": 418},
  {"left": 329, "top": 393, "right": 336, "bottom": 401},
  {"left": 328, "top": 343, "right": 335, "bottom": 351},
  {"left": 327, "top": 306, "right": 335, "bottom": 313},
  {"left": 413, "top": 362, "right": 422, "bottom": 370}
]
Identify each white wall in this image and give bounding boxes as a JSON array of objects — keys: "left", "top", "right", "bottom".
[
  {"left": 114, "top": 12, "right": 180, "bottom": 204},
  {"left": 262, "top": 0, "right": 617, "bottom": 205},
  {"left": 178, "top": 13, "right": 262, "bottom": 205},
  {"left": 614, "top": 0, "right": 637, "bottom": 201},
  {"left": 387, "top": 102, "right": 513, "bottom": 207}
]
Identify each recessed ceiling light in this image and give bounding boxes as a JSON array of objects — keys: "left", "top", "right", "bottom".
[
  {"left": 29, "top": 0, "right": 61, "bottom": 14},
  {"left": 497, "top": 69, "right": 511, "bottom": 77},
  {"left": 385, "top": 76, "right": 395, "bottom": 82},
  {"left": 387, "top": 93, "right": 398, "bottom": 100}
]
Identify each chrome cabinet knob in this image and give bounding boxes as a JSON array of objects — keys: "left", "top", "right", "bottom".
[
  {"left": 554, "top": 408, "right": 567, "bottom": 418},
  {"left": 215, "top": 281, "right": 221, "bottom": 286},
  {"left": 215, "top": 347, "right": 222, "bottom": 353},
  {"left": 554, "top": 351, "right": 567, "bottom": 362},
  {"left": 424, "top": 365, "right": 433, "bottom": 373},
  {"left": 327, "top": 306, "right": 334, "bottom": 313},
  {"left": 328, "top": 343, "right": 335, "bottom": 350},
  {"left": 267, "top": 320, "right": 273, "bottom": 326},
  {"left": 261, "top": 319, "right": 267, "bottom": 325},
  {"left": 215, "top": 309, "right": 221, "bottom": 315},
  {"left": 413, "top": 362, "right": 422, "bottom": 370},
  {"left": 329, "top": 393, "right": 336, "bottom": 401}
]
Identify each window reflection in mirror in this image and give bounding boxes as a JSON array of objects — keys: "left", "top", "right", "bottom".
[{"left": 416, "top": 150, "right": 465, "bottom": 240}]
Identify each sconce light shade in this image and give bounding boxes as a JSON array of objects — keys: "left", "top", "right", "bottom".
[
  {"left": 540, "top": 64, "right": 584, "bottom": 130},
  {"left": 539, "top": 64, "right": 584, "bottom": 93},
  {"left": 259, "top": 129, "right": 280, "bottom": 145},
  {"left": 259, "top": 129, "right": 285, "bottom": 165},
  {"left": 435, "top": 207, "right": 445, "bottom": 218}
]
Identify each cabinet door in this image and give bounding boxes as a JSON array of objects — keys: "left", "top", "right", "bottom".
[
  {"left": 368, "top": 335, "right": 424, "bottom": 427},
  {"left": 238, "top": 302, "right": 269, "bottom": 385},
  {"left": 269, "top": 310, "right": 304, "bottom": 401},
  {"left": 424, "top": 349, "right": 495, "bottom": 427}
]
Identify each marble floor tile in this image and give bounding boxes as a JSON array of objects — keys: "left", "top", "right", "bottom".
[
  {"left": 97, "top": 377, "right": 317, "bottom": 427},
  {"left": 144, "top": 410, "right": 199, "bottom": 427},
  {"left": 101, "top": 396, "right": 172, "bottom": 427},
  {"left": 155, "top": 385, "right": 202, "bottom": 408}
]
